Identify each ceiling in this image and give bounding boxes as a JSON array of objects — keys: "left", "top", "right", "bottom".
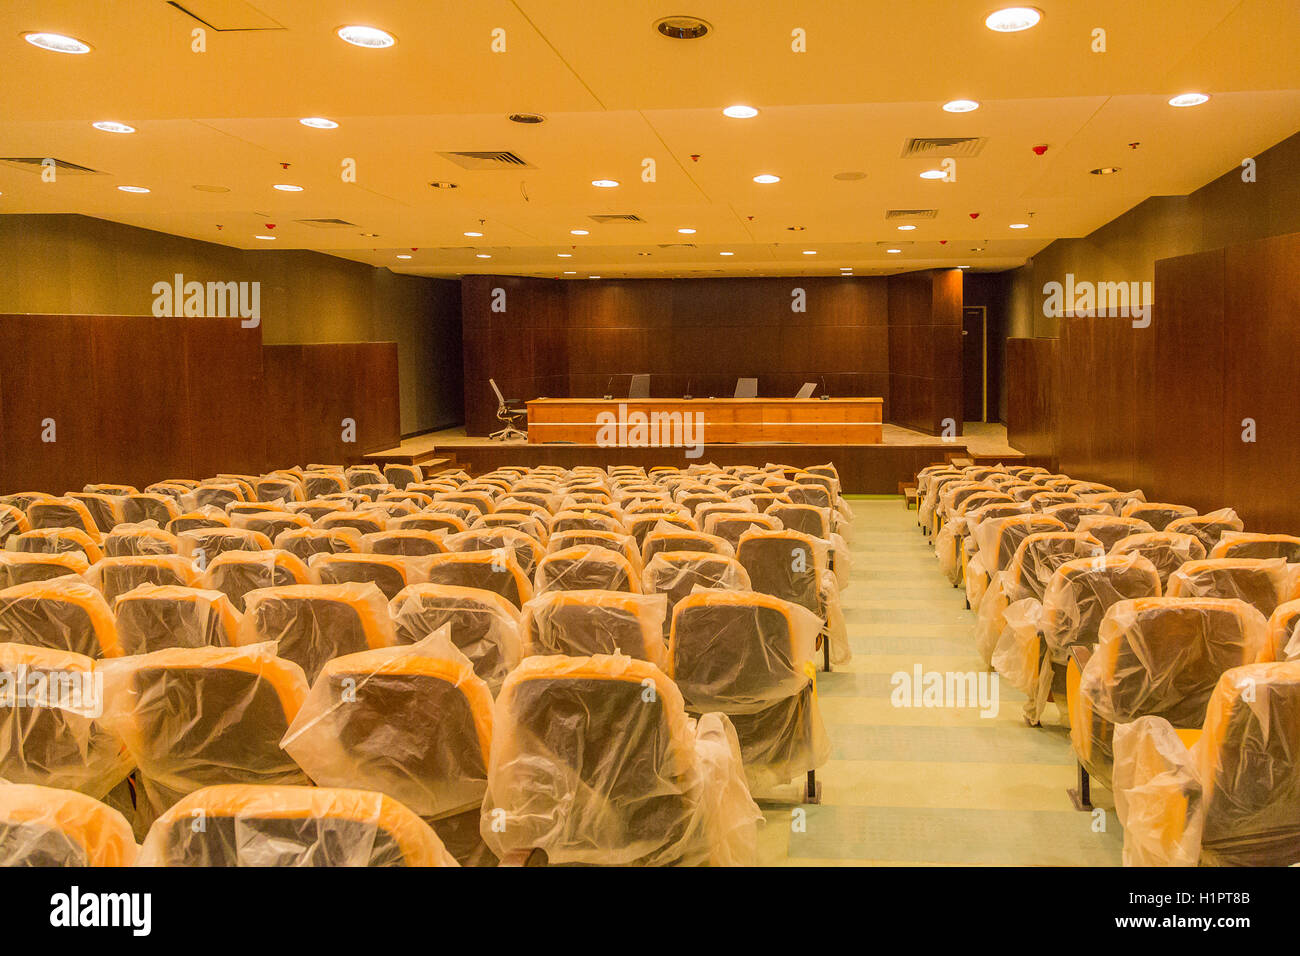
[{"left": 1, "top": 0, "right": 1297, "bottom": 278}]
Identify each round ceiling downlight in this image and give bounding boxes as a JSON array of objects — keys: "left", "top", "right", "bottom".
[
  {"left": 24, "top": 32, "right": 91, "bottom": 54},
  {"left": 300, "top": 117, "right": 338, "bottom": 129},
  {"left": 985, "top": 7, "right": 1042, "bottom": 32},
  {"left": 337, "top": 25, "right": 396, "bottom": 48},
  {"left": 942, "top": 99, "right": 981, "bottom": 113},
  {"left": 117, "top": 185, "right": 150, "bottom": 193},
  {"left": 1168, "top": 92, "right": 1210, "bottom": 108},
  {"left": 655, "top": 16, "right": 712, "bottom": 40},
  {"left": 92, "top": 121, "right": 135, "bottom": 134},
  {"left": 723, "top": 105, "right": 759, "bottom": 119}
]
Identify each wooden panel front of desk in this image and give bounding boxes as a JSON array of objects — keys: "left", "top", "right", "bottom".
[{"left": 526, "top": 398, "right": 884, "bottom": 444}]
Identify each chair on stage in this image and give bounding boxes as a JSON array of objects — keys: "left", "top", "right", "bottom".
[{"left": 489, "top": 378, "right": 527, "bottom": 442}]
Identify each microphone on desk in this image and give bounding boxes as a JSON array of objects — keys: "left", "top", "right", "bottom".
[
  {"left": 603, "top": 376, "right": 614, "bottom": 401},
  {"left": 683, "top": 379, "right": 693, "bottom": 400},
  {"left": 819, "top": 375, "right": 830, "bottom": 400}
]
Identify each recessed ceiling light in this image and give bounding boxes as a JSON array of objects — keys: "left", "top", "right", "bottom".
[
  {"left": 677, "top": 227, "right": 697, "bottom": 234},
  {"left": 23, "top": 32, "right": 91, "bottom": 54},
  {"left": 591, "top": 179, "right": 619, "bottom": 188},
  {"left": 569, "top": 229, "right": 589, "bottom": 236},
  {"left": 463, "top": 231, "right": 483, "bottom": 237},
  {"left": 117, "top": 185, "right": 150, "bottom": 193},
  {"left": 897, "top": 224, "right": 917, "bottom": 231},
  {"left": 752, "top": 174, "right": 780, "bottom": 184},
  {"left": 396, "top": 254, "right": 412, "bottom": 260},
  {"left": 723, "top": 105, "right": 759, "bottom": 119},
  {"left": 337, "top": 25, "right": 396, "bottom": 48},
  {"left": 1010, "top": 222, "right": 1029, "bottom": 229},
  {"left": 557, "top": 253, "right": 572, "bottom": 258},
  {"left": 476, "top": 254, "right": 492, "bottom": 259},
  {"left": 273, "top": 184, "right": 303, "bottom": 192},
  {"left": 429, "top": 181, "right": 458, "bottom": 189},
  {"left": 802, "top": 250, "right": 817, "bottom": 255},
  {"left": 957, "top": 265, "right": 971, "bottom": 269},
  {"left": 1090, "top": 166, "right": 1121, "bottom": 175},
  {"left": 255, "top": 235, "right": 276, "bottom": 241},
  {"left": 588, "top": 275, "right": 601, "bottom": 279},
  {"left": 563, "top": 270, "right": 577, "bottom": 274},
  {"left": 720, "top": 251, "right": 734, "bottom": 256},
  {"left": 655, "top": 16, "right": 712, "bottom": 40},
  {"left": 919, "top": 169, "right": 947, "bottom": 180},
  {"left": 985, "top": 7, "right": 1042, "bottom": 32},
  {"left": 1168, "top": 92, "right": 1210, "bottom": 108},
  {"left": 299, "top": 117, "right": 338, "bottom": 129},
  {"left": 886, "top": 248, "right": 902, "bottom": 254},
  {"left": 942, "top": 99, "right": 980, "bottom": 113},
  {"left": 92, "top": 121, "right": 134, "bottom": 134}
]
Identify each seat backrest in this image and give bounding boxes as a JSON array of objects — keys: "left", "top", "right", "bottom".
[
  {"left": 86, "top": 555, "right": 199, "bottom": 604},
  {"left": 26, "top": 498, "right": 101, "bottom": 539},
  {"left": 735, "top": 529, "right": 824, "bottom": 616},
  {"left": 200, "top": 550, "right": 310, "bottom": 611},
  {"left": 520, "top": 590, "right": 668, "bottom": 666},
  {"left": 1167, "top": 509, "right": 1244, "bottom": 554},
  {"left": 104, "top": 523, "right": 180, "bottom": 557},
  {"left": 274, "top": 526, "right": 362, "bottom": 562},
  {"left": 1084, "top": 597, "right": 1266, "bottom": 728},
  {"left": 1004, "top": 531, "right": 1105, "bottom": 602},
  {"left": 444, "top": 528, "right": 542, "bottom": 577},
  {"left": 1167, "top": 558, "right": 1297, "bottom": 618},
  {"left": 240, "top": 582, "right": 396, "bottom": 681},
  {"left": 668, "top": 589, "right": 821, "bottom": 712},
  {"left": 0, "top": 578, "right": 121, "bottom": 658},
  {"left": 114, "top": 584, "right": 241, "bottom": 654},
  {"left": 534, "top": 545, "right": 639, "bottom": 595},
  {"left": 1110, "top": 531, "right": 1207, "bottom": 588},
  {"left": 1262, "top": 599, "right": 1300, "bottom": 662},
  {"left": 489, "top": 377, "right": 506, "bottom": 406},
  {"left": 388, "top": 583, "right": 521, "bottom": 690},
  {"left": 1210, "top": 532, "right": 1300, "bottom": 563},
  {"left": 1041, "top": 553, "right": 1162, "bottom": 656},
  {"left": 1122, "top": 501, "right": 1197, "bottom": 531},
  {"left": 0, "top": 552, "right": 91, "bottom": 589},
  {"left": 422, "top": 551, "right": 532, "bottom": 608},
  {"left": 1076, "top": 515, "right": 1155, "bottom": 552},
  {"left": 976, "top": 514, "right": 1069, "bottom": 572},
  {"left": 0, "top": 783, "right": 137, "bottom": 867},
  {"left": 137, "top": 784, "right": 455, "bottom": 866},
  {"left": 482, "top": 654, "right": 697, "bottom": 865},
  {"left": 642, "top": 553, "right": 751, "bottom": 635},
  {"left": 765, "top": 503, "right": 828, "bottom": 540}
]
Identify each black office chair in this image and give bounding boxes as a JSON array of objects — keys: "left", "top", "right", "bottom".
[{"left": 489, "top": 378, "right": 527, "bottom": 442}]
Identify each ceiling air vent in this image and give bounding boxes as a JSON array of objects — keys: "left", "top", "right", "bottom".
[
  {"left": 295, "top": 218, "right": 357, "bottom": 228},
  {"left": 900, "top": 137, "right": 987, "bottom": 158},
  {"left": 885, "top": 208, "right": 939, "bottom": 220},
  {"left": 657, "top": 243, "right": 697, "bottom": 249},
  {"left": 588, "top": 214, "right": 645, "bottom": 224},
  {"left": 437, "top": 151, "right": 534, "bottom": 170},
  {"left": 0, "top": 157, "right": 102, "bottom": 174}
]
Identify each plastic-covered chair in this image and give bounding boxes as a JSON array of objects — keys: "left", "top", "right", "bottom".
[
  {"left": 0, "top": 783, "right": 137, "bottom": 866},
  {"left": 1210, "top": 532, "right": 1300, "bottom": 563},
  {"left": 10, "top": 527, "right": 103, "bottom": 564},
  {"left": 274, "top": 526, "right": 362, "bottom": 562},
  {"left": 422, "top": 551, "right": 532, "bottom": 609},
  {"left": 67, "top": 492, "right": 125, "bottom": 534},
  {"left": 200, "top": 550, "right": 310, "bottom": 611},
  {"left": 0, "top": 552, "right": 90, "bottom": 590},
  {"left": 736, "top": 529, "right": 847, "bottom": 668},
  {"left": 534, "top": 545, "right": 639, "bottom": 595},
  {"left": 27, "top": 498, "right": 101, "bottom": 540},
  {"left": 1113, "top": 661, "right": 1300, "bottom": 866},
  {"left": 1166, "top": 509, "right": 1244, "bottom": 555},
  {"left": 1110, "top": 531, "right": 1207, "bottom": 590},
  {"left": 1260, "top": 599, "right": 1300, "bottom": 663},
  {"left": 136, "top": 784, "right": 457, "bottom": 866},
  {"left": 1166, "top": 557, "right": 1298, "bottom": 618},
  {"left": 103, "top": 522, "right": 180, "bottom": 557},
  {"left": 100, "top": 642, "right": 310, "bottom": 826},
  {"left": 481, "top": 654, "right": 761, "bottom": 866},
  {"left": 85, "top": 555, "right": 199, "bottom": 604},
  {"left": 317, "top": 510, "right": 388, "bottom": 537},
  {"left": 444, "top": 528, "right": 543, "bottom": 579},
  {"left": 0, "top": 578, "right": 122, "bottom": 658},
  {"left": 281, "top": 630, "right": 492, "bottom": 863},
  {"left": 388, "top": 584, "right": 521, "bottom": 692},
  {"left": 520, "top": 590, "right": 669, "bottom": 667},
  {"left": 668, "top": 590, "right": 828, "bottom": 795},
  {"left": 1075, "top": 514, "right": 1155, "bottom": 552},
  {"left": 1066, "top": 597, "right": 1266, "bottom": 793},
  {"left": 642, "top": 552, "right": 752, "bottom": 638},
  {"left": 114, "top": 584, "right": 241, "bottom": 654},
  {"left": 0, "top": 642, "right": 132, "bottom": 798},
  {"left": 1122, "top": 501, "right": 1197, "bottom": 532}
]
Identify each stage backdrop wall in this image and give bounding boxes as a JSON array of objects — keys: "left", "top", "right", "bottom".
[{"left": 462, "top": 271, "right": 962, "bottom": 437}]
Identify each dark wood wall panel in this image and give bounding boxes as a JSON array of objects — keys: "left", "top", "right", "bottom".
[
  {"left": 887, "top": 269, "right": 963, "bottom": 435},
  {"left": 1005, "top": 337, "right": 1057, "bottom": 463},
  {"left": 262, "top": 343, "right": 400, "bottom": 468},
  {"left": 186, "top": 317, "right": 266, "bottom": 477}
]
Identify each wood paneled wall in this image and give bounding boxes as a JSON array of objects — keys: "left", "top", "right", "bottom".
[
  {"left": 0, "top": 314, "right": 266, "bottom": 492},
  {"left": 461, "top": 273, "right": 965, "bottom": 437},
  {"left": 887, "top": 269, "right": 964, "bottom": 435},
  {"left": 1004, "top": 231, "right": 1300, "bottom": 533},
  {"left": 1004, "top": 337, "right": 1058, "bottom": 463},
  {"left": 262, "top": 343, "right": 401, "bottom": 468}
]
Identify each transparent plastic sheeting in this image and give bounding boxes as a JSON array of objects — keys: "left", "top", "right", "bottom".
[
  {"left": 112, "top": 583, "right": 242, "bottom": 654},
  {"left": 136, "top": 784, "right": 459, "bottom": 866},
  {"left": 0, "top": 782, "right": 138, "bottom": 866},
  {"left": 282, "top": 628, "right": 493, "bottom": 824},
  {"left": 992, "top": 553, "right": 1162, "bottom": 721},
  {"left": 1070, "top": 597, "right": 1267, "bottom": 788},
  {"left": 1113, "top": 662, "right": 1300, "bottom": 867},
  {"left": 668, "top": 590, "right": 830, "bottom": 791},
  {"left": 0, "top": 643, "right": 132, "bottom": 798},
  {"left": 0, "top": 577, "right": 121, "bottom": 658},
  {"left": 1262, "top": 599, "right": 1300, "bottom": 663},
  {"left": 387, "top": 584, "right": 522, "bottom": 693},
  {"left": 520, "top": 590, "right": 669, "bottom": 667},
  {"left": 99, "top": 641, "right": 311, "bottom": 825},
  {"left": 1166, "top": 557, "right": 1300, "bottom": 616},
  {"left": 481, "top": 654, "right": 762, "bottom": 866}
]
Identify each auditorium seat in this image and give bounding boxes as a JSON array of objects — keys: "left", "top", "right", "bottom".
[
  {"left": 360, "top": 528, "right": 447, "bottom": 557},
  {"left": 67, "top": 492, "right": 125, "bottom": 533},
  {"left": 1110, "top": 531, "right": 1207, "bottom": 589},
  {"left": 239, "top": 582, "right": 397, "bottom": 681},
  {"left": 167, "top": 509, "right": 231, "bottom": 534},
  {"left": 0, "top": 784, "right": 137, "bottom": 867},
  {"left": 122, "top": 492, "right": 182, "bottom": 526},
  {"left": 200, "top": 549, "right": 310, "bottom": 610},
  {"left": 641, "top": 528, "right": 734, "bottom": 564},
  {"left": 520, "top": 590, "right": 669, "bottom": 666},
  {"left": 388, "top": 583, "right": 521, "bottom": 690},
  {"left": 1260, "top": 599, "right": 1300, "bottom": 662},
  {"left": 103, "top": 523, "right": 180, "bottom": 557},
  {"left": 26, "top": 497, "right": 101, "bottom": 540},
  {"left": 101, "top": 642, "right": 310, "bottom": 828},
  {"left": 254, "top": 477, "right": 305, "bottom": 503},
  {"left": 1166, "top": 509, "right": 1244, "bottom": 554},
  {"left": 233, "top": 510, "right": 312, "bottom": 541},
  {"left": 0, "top": 504, "right": 29, "bottom": 544},
  {"left": 1166, "top": 557, "right": 1298, "bottom": 617},
  {"left": 317, "top": 510, "right": 388, "bottom": 536},
  {"left": 85, "top": 554, "right": 199, "bottom": 603},
  {"left": 274, "top": 526, "right": 362, "bottom": 562},
  {"left": 1209, "top": 532, "right": 1300, "bottom": 563},
  {"left": 10, "top": 527, "right": 103, "bottom": 563},
  {"left": 136, "top": 785, "right": 457, "bottom": 867},
  {"left": 0, "top": 642, "right": 132, "bottom": 798},
  {"left": 534, "top": 544, "right": 639, "bottom": 595},
  {"left": 706, "top": 512, "right": 783, "bottom": 550},
  {"left": 114, "top": 584, "right": 241, "bottom": 654},
  {"left": 308, "top": 552, "right": 418, "bottom": 601},
  {"left": 390, "top": 512, "right": 468, "bottom": 535},
  {"left": 0, "top": 552, "right": 91, "bottom": 589},
  {"left": 301, "top": 472, "right": 348, "bottom": 498},
  {"left": 1066, "top": 597, "right": 1266, "bottom": 790},
  {"left": 1113, "top": 662, "right": 1300, "bottom": 866},
  {"left": 177, "top": 527, "right": 272, "bottom": 561},
  {"left": 1075, "top": 515, "right": 1156, "bottom": 552},
  {"left": 344, "top": 465, "right": 385, "bottom": 489},
  {"left": 481, "top": 654, "right": 760, "bottom": 866},
  {"left": 1121, "top": 502, "right": 1198, "bottom": 532},
  {"left": 444, "top": 527, "right": 543, "bottom": 578},
  {"left": 668, "top": 589, "right": 829, "bottom": 795},
  {"left": 422, "top": 550, "right": 532, "bottom": 609},
  {"left": 0, "top": 578, "right": 122, "bottom": 658}
]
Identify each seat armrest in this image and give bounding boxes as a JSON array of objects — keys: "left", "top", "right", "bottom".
[{"left": 1112, "top": 716, "right": 1203, "bottom": 866}]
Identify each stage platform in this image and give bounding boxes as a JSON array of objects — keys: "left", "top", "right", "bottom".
[{"left": 370, "top": 423, "right": 1033, "bottom": 494}]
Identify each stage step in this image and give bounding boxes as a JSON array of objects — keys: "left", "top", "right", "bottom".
[{"left": 362, "top": 434, "right": 443, "bottom": 466}]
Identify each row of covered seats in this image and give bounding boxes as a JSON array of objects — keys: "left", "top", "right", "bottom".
[
  {"left": 914, "top": 460, "right": 1300, "bottom": 866},
  {"left": 2, "top": 459, "right": 848, "bottom": 865}
]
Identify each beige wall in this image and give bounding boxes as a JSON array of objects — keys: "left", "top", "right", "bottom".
[
  {"left": 0, "top": 214, "right": 462, "bottom": 434},
  {"left": 1009, "top": 131, "right": 1300, "bottom": 340}
]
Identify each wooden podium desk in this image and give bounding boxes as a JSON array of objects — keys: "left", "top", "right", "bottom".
[{"left": 525, "top": 397, "right": 883, "bottom": 444}]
